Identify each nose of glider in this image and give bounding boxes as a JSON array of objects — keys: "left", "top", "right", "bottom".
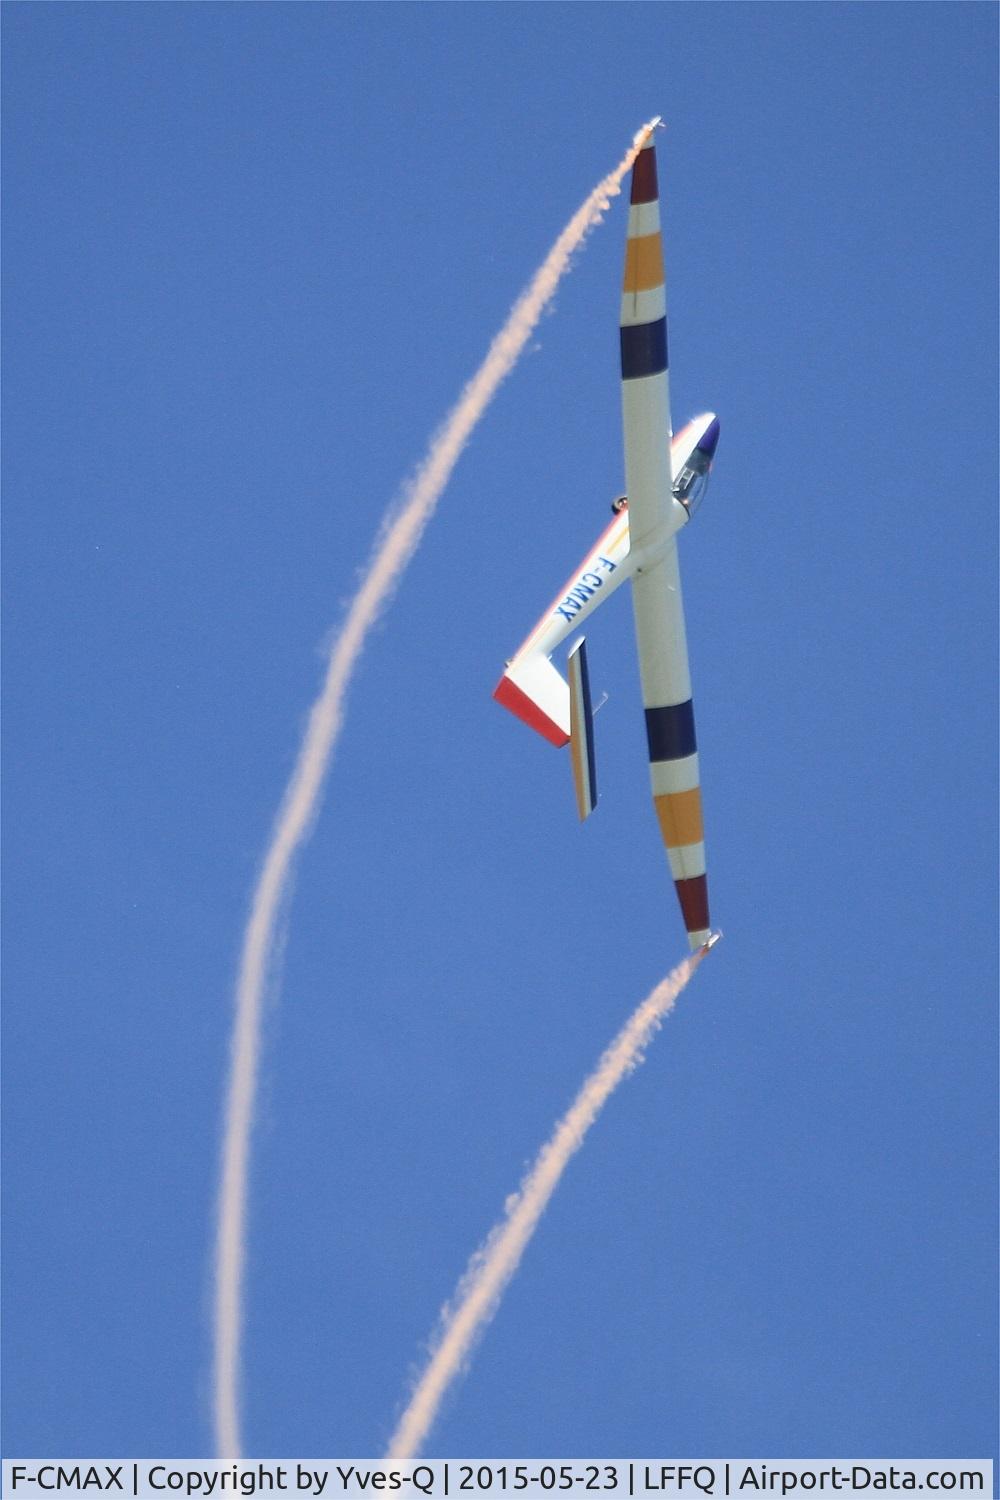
[{"left": 697, "top": 415, "right": 720, "bottom": 462}]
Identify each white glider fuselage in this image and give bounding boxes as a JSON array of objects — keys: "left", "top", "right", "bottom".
[{"left": 495, "top": 412, "right": 716, "bottom": 750}]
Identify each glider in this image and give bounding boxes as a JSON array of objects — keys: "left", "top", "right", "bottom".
[{"left": 494, "top": 130, "right": 720, "bottom": 953}]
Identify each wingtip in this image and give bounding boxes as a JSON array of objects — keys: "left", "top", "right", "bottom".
[{"left": 700, "top": 930, "right": 723, "bottom": 954}]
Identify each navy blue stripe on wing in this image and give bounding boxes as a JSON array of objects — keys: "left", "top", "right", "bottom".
[
  {"left": 645, "top": 700, "right": 696, "bottom": 763},
  {"left": 620, "top": 317, "right": 668, "bottom": 381}
]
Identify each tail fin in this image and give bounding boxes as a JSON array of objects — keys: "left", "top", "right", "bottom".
[{"left": 568, "top": 638, "right": 597, "bottom": 820}]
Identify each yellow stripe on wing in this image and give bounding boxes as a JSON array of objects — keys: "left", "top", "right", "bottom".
[
  {"left": 654, "top": 787, "right": 704, "bottom": 849},
  {"left": 623, "top": 232, "right": 664, "bottom": 294}
]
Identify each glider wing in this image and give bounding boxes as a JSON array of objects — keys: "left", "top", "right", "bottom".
[
  {"left": 621, "top": 134, "right": 711, "bottom": 951},
  {"left": 492, "top": 130, "right": 718, "bottom": 953}
]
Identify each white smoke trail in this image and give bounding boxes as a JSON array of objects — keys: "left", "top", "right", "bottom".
[
  {"left": 384, "top": 950, "right": 704, "bottom": 1461},
  {"left": 212, "top": 119, "right": 660, "bottom": 1461}
]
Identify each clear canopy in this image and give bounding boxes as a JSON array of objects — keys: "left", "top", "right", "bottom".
[{"left": 673, "top": 457, "right": 711, "bottom": 516}]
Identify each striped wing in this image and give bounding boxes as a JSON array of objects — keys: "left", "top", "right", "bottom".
[{"left": 621, "top": 134, "right": 710, "bottom": 950}]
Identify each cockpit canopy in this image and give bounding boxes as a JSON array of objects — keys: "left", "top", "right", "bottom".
[{"left": 672, "top": 448, "right": 712, "bottom": 516}]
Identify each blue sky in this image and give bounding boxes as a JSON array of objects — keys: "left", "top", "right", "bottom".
[{"left": 4, "top": 0, "right": 997, "bottom": 1463}]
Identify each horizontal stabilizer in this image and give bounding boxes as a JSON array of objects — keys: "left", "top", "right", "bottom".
[
  {"left": 493, "top": 654, "right": 569, "bottom": 747},
  {"left": 568, "top": 638, "right": 597, "bottom": 820}
]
